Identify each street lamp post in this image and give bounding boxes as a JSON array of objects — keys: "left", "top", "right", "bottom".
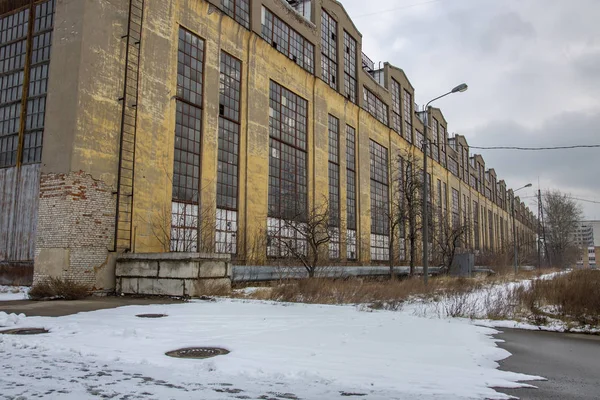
[
  {"left": 512, "top": 183, "right": 532, "bottom": 274},
  {"left": 422, "top": 83, "right": 468, "bottom": 285}
]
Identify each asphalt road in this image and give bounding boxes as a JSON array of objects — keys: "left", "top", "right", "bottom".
[
  {"left": 0, "top": 297, "right": 184, "bottom": 317},
  {"left": 494, "top": 328, "right": 600, "bottom": 399}
]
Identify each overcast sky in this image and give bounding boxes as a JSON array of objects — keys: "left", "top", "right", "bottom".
[{"left": 341, "top": 0, "right": 600, "bottom": 219}]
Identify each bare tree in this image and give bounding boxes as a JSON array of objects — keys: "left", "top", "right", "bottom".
[
  {"left": 432, "top": 209, "right": 469, "bottom": 273},
  {"left": 395, "top": 150, "right": 424, "bottom": 276},
  {"left": 145, "top": 168, "right": 217, "bottom": 253},
  {"left": 543, "top": 190, "right": 582, "bottom": 267},
  {"left": 267, "top": 197, "right": 334, "bottom": 278}
]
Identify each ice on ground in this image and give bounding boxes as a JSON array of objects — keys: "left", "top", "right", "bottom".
[
  {"left": 0, "top": 299, "right": 541, "bottom": 399},
  {"left": 0, "top": 285, "right": 29, "bottom": 301}
]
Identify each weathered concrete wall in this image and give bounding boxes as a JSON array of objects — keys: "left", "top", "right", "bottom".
[
  {"left": 34, "top": 0, "right": 128, "bottom": 289},
  {"left": 116, "top": 253, "right": 231, "bottom": 297}
]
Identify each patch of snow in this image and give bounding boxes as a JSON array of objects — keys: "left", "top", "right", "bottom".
[
  {"left": 0, "top": 285, "right": 29, "bottom": 301},
  {"left": 233, "top": 286, "right": 265, "bottom": 296},
  {"left": 0, "top": 312, "right": 26, "bottom": 327},
  {"left": 0, "top": 299, "right": 541, "bottom": 399}
]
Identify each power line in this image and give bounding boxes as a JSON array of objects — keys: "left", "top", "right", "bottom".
[
  {"left": 521, "top": 194, "right": 600, "bottom": 205},
  {"left": 469, "top": 145, "right": 600, "bottom": 151}
]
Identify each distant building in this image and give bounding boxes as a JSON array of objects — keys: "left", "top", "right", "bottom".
[{"left": 575, "top": 221, "right": 600, "bottom": 269}]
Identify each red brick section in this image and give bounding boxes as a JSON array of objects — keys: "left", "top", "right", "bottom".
[{"left": 34, "top": 171, "right": 117, "bottom": 287}]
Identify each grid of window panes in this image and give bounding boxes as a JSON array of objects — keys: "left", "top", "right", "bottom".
[
  {"left": 500, "top": 216, "right": 505, "bottom": 247},
  {"left": 448, "top": 157, "right": 458, "bottom": 176},
  {"left": 216, "top": 52, "right": 241, "bottom": 254},
  {"left": 328, "top": 115, "right": 340, "bottom": 259},
  {"left": 463, "top": 193, "right": 469, "bottom": 247},
  {"left": 439, "top": 124, "right": 446, "bottom": 167},
  {"left": 415, "top": 129, "right": 424, "bottom": 150},
  {"left": 473, "top": 200, "right": 479, "bottom": 250},
  {"left": 260, "top": 7, "right": 314, "bottom": 74},
  {"left": 461, "top": 145, "right": 468, "bottom": 183},
  {"left": 268, "top": 80, "right": 308, "bottom": 221},
  {"left": 288, "top": 0, "right": 311, "bottom": 20},
  {"left": 437, "top": 179, "right": 443, "bottom": 236},
  {"left": 370, "top": 140, "right": 389, "bottom": 261},
  {"left": 403, "top": 90, "right": 413, "bottom": 143},
  {"left": 482, "top": 205, "right": 487, "bottom": 249},
  {"left": 177, "top": 28, "right": 204, "bottom": 105},
  {"left": 391, "top": 79, "right": 402, "bottom": 135},
  {"left": 488, "top": 209, "right": 494, "bottom": 251},
  {"left": 343, "top": 31, "right": 357, "bottom": 102},
  {"left": 452, "top": 188, "right": 460, "bottom": 227},
  {"left": 431, "top": 118, "right": 439, "bottom": 162},
  {"left": 363, "top": 87, "right": 388, "bottom": 126},
  {"left": 470, "top": 174, "right": 477, "bottom": 189},
  {"left": 221, "top": 0, "right": 250, "bottom": 29},
  {"left": 172, "top": 28, "right": 205, "bottom": 252},
  {"left": 0, "top": 6, "right": 27, "bottom": 167},
  {"left": 346, "top": 125, "right": 357, "bottom": 260},
  {"left": 23, "top": 0, "right": 54, "bottom": 164},
  {"left": 321, "top": 10, "right": 337, "bottom": 89}
]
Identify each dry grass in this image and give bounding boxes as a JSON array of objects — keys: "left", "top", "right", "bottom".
[
  {"left": 193, "top": 280, "right": 232, "bottom": 297},
  {"left": 29, "top": 277, "right": 92, "bottom": 300},
  {"left": 236, "top": 276, "right": 485, "bottom": 310},
  {"left": 235, "top": 268, "right": 600, "bottom": 329},
  {"left": 514, "top": 269, "right": 600, "bottom": 326}
]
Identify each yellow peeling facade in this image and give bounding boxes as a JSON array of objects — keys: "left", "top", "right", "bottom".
[{"left": 0, "top": 0, "right": 537, "bottom": 288}]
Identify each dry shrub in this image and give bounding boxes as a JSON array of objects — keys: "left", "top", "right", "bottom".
[
  {"left": 242, "top": 276, "right": 483, "bottom": 308},
  {"left": 193, "top": 280, "right": 231, "bottom": 297},
  {"left": 517, "top": 270, "right": 600, "bottom": 325},
  {"left": 29, "top": 277, "right": 92, "bottom": 300}
]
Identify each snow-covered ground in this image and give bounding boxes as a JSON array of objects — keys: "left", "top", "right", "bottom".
[
  {"left": 0, "top": 285, "right": 29, "bottom": 301},
  {"left": 0, "top": 299, "right": 540, "bottom": 399}
]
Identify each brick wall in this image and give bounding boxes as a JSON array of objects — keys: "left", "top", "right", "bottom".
[{"left": 34, "top": 171, "right": 116, "bottom": 287}]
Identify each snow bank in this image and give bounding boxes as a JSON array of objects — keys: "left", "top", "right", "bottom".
[
  {"left": 0, "top": 312, "right": 26, "bottom": 327},
  {"left": 0, "top": 285, "right": 29, "bottom": 301},
  {"left": 0, "top": 299, "right": 541, "bottom": 399}
]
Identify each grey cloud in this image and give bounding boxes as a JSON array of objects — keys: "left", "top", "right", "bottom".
[
  {"left": 341, "top": 0, "right": 600, "bottom": 217},
  {"left": 479, "top": 12, "right": 536, "bottom": 53}
]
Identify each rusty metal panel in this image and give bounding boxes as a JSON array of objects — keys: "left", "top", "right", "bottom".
[
  {"left": 0, "top": 164, "right": 40, "bottom": 264},
  {"left": 12, "top": 164, "right": 40, "bottom": 261},
  {"left": 0, "top": 167, "right": 18, "bottom": 262}
]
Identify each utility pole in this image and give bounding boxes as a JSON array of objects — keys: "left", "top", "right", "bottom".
[{"left": 537, "top": 189, "right": 542, "bottom": 269}]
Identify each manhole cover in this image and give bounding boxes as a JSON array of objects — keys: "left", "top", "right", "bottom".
[
  {"left": 136, "top": 314, "right": 168, "bottom": 318},
  {"left": 0, "top": 328, "right": 49, "bottom": 335},
  {"left": 165, "top": 347, "right": 230, "bottom": 359}
]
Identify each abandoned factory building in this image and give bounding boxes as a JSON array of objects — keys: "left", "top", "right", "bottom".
[{"left": 0, "top": 0, "right": 537, "bottom": 289}]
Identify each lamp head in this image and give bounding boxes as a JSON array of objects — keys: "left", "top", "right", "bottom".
[
  {"left": 524, "top": 183, "right": 533, "bottom": 188},
  {"left": 452, "top": 83, "right": 468, "bottom": 93}
]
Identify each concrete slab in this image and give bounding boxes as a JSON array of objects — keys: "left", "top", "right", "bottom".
[
  {"left": 157, "top": 261, "right": 199, "bottom": 279},
  {"left": 115, "top": 261, "right": 159, "bottom": 277},
  {"left": 198, "top": 261, "right": 227, "bottom": 278}
]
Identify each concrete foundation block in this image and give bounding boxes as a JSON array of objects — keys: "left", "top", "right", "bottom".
[
  {"left": 198, "top": 261, "right": 227, "bottom": 278},
  {"left": 116, "top": 261, "right": 159, "bottom": 277},
  {"left": 119, "top": 277, "right": 139, "bottom": 294},
  {"left": 137, "top": 277, "right": 184, "bottom": 296},
  {"left": 157, "top": 261, "right": 199, "bottom": 279}
]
